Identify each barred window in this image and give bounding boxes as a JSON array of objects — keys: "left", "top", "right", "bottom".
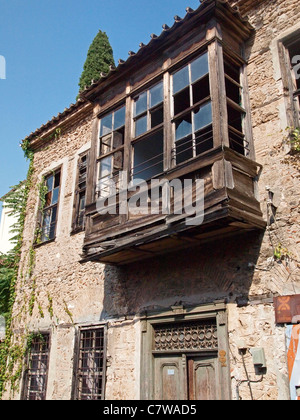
[
  {"left": 22, "top": 333, "right": 50, "bottom": 400},
  {"left": 74, "top": 327, "right": 107, "bottom": 400}
]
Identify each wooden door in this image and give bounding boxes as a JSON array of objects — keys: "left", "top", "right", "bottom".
[
  {"left": 188, "top": 355, "right": 219, "bottom": 400},
  {"left": 154, "top": 355, "right": 187, "bottom": 400}
]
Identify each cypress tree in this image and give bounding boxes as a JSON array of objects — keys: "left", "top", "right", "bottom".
[{"left": 78, "top": 30, "right": 115, "bottom": 97}]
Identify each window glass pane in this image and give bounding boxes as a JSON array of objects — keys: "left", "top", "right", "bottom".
[
  {"left": 134, "top": 91, "right": 147, "bottom": 117},
  {"left": 135, "top": 115, "right": 147, "bottom": 137},
  {"left": 194, "top": 101, "right": 212, "bottom": 132},
  {"left": 173, "top": 65, "right": 189, "bottom": 94},
  {"left": 100, "top": 134, "right": 112, "bottom": 155},
  {"left": 100, "top": 114, "right": 113, "bottom": 137},
  {"left": 113, "top": 128, "right": 124, "bottom": 149},
  {"left": 150, "top": 82, "right": 163, "bottom": 108},
  {"left": 51, "top": 206, "right": 57, "bottom": 224},
  {"left": 49, "top": 207, "right": 57, "bottom": 239},
  {"left": 51, "top": 187, "right": 59, "bottom": 205},
  {"left": 175, "top": 114, "right": 192, "bottom": 141},
  {"left": 42, "top": 209, "right": 51, "bottom": 241},
  {"left": 46, "top": 175, "right": 53, "bottom": 192},
  {"left": 99, "top": 156, "right": 112, "bottom": 179},
  {"left": 191, "top": 52, "right": 209, "bottom": 83},
  {"left": 79, "top": 193, "right": 86, "bottom": 211},
  {"left": 114, "top": 106, "right": 125, "bottom": 130},
  {"left": 113, "top": 150, "right": 123, "bottom": 172}
]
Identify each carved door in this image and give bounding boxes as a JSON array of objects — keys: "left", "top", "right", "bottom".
[
  {"left": 154, "top": 355, "right": 187, "bottom": 400},
  {"left": 187, "top": 356, "right": 219, "bottom": 400},
  {"left": 152, "top": 320, "right": 220, "bottom": 400}
]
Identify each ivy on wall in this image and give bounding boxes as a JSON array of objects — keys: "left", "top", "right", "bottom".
[
  {"left": 0, "top": 140, "right": 34, "bottom": 398},
  {"left": 0, "top": 127, "right": 74, "bottom": 399}
]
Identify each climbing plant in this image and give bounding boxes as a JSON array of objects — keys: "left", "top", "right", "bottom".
[{"left": 0, "top": 139, "right": 34, "bottom": 398}]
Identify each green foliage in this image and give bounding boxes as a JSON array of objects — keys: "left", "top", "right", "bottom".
[
  {"left": 0, "top": 139, "right": 34, "bottom": 398},
  {"left": 0, "top": 253, "right": 15, "bottom": 316},
  {"left": 290, "top": 127, "right": 300, "bottom": 152},
  {"left": 77, "top": 30, "right": 115, "bottom": 97},
  {"left": 274, "top": 243, "right": 290, "bottom": 261}
]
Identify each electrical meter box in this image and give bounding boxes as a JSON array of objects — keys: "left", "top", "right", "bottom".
[{"left": 250, "top": 348, "right": 267, "bottom": 369}]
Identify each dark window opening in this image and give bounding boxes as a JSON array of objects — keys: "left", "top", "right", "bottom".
[
  {"left": 75, "top": 328, "right": 106, "bottom": 401},
  {"left": 196, "top": 124, "right": 214, "bottom": 155},
  {"left": 133, "top": 129, "right": 164, "bottom": 181},
  {"left": 224, "top": 57, "right": 248, "bottom": 156},
  {"left": 174, "top": 87, "right": 190, "bottom": 116},
  {"left": 22, "top": 333, "right": 50, "bottom": 400},
  {"left": 192, "top": 74, "right": 210, "bottom": 104},
  {"left": 176, "top": 134, "right": 193, "bottom": 165}
]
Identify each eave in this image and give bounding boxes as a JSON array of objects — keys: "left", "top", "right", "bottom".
[{"left": 80, "top": 0, "right": 253, "bottom": 103}]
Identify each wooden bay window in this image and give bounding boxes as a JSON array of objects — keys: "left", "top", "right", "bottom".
[{"left": 82, "top": 2, "right": 265, "bottom": 264}]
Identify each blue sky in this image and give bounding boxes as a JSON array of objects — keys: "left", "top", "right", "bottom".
[{"left": 0, "top": 0, "right": 200, "bottom": 214}]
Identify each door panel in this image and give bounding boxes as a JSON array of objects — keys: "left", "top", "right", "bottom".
[
  {"left": 154, "top": 355, "right": 187, "bottom": 400},
  {"left": 188, "top": 356, "right": 218, "bottom": 400}
]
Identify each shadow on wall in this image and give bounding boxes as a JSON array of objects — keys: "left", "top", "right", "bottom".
[{"left": 100, "top": 230, "right": 264, "bottom": 319}]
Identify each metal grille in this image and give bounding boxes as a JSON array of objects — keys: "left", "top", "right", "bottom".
[
  {"left": 76, "top": 328, "right": 105, "bottom": 400},
  {"left": 23, "top": 333, "right": 50, "bottom": 400},
  {"left": 154, "top": 320, "right": 218, "bottom": 352}
]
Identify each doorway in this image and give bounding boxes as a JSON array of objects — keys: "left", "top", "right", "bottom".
[
  {"left": 153, "top": 353, "right": 219, "bottom": 400},
  {"left": 141, "top": 306, "right": 231, "bottom": 400}
]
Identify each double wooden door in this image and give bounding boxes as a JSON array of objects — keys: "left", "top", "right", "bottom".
[{"left": 154, "top": 353, "right": 219, "bottom": 400}]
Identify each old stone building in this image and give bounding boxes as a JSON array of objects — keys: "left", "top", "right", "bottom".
[{"left": 2, "top": 0, "right": 300, "bottom": 400}]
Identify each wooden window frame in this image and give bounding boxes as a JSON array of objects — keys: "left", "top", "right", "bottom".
[
  {"left": 278, "top": 32, "right": 300, "bottom": 128},
  {"left": 88, "top": 40, "right": 254, "bottom": 209},
  {"left": 21, "top": 332, "right": 51, "bottom": 400},
  {"left": 72, "top": 325, "right": 108, "bottom": 401},
  {"left": 131, "top": 81, "right": 165, "bottom": 182},
  {"left": 171, "top": 50, "right": 213, "bottom": 166},
  {"left": 35, "top": 167, "right": 62, "bottom": 245},
  {"left": 96, "top": 105, "right": 126, "bottom": 200},
  {"left": 72, "top": 151, "right": 89, "bottom": 233}
]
